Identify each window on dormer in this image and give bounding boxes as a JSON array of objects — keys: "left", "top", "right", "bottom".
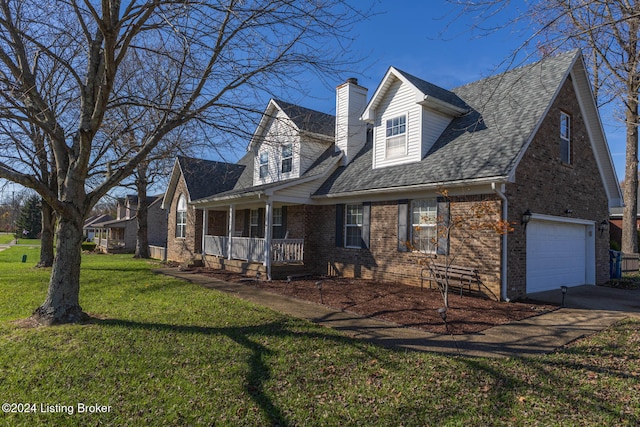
[
  {"left": 385, "top": 115, "right": 407, "bottom": 158},
  {"left": 259, "top": 151, "right": 269, "bottom": 178},
  {"left": 281, "top": 143, "right": 292, "bottom": 173},
  {"left": 560, "top": 112, "right": 571, "bottom": 164}
]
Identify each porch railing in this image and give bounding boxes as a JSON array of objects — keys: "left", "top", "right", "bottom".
[
  {"left": 203, "top": 235, "right": 303, "bottom": 263},
  {"left": 95, "top": 237, "right": 125, "bottom": 249},
  {"left": 271, "top": 239, "right": 304, "bottom": 263}
]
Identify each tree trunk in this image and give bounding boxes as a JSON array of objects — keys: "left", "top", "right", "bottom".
[
  {"left": 622, "top": 93, "right": 639, "bottom": 255},
  {"left": 32, "top": 214, "right": 87, "bottom": 325},
  {"left": 134, "top": 166, "right": 150, "bottom": 259},
  {"left": 37, "top": 201, "right": 56, "bottom": 268}
]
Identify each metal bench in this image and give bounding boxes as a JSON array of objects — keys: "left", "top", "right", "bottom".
[{"left": 421, "top": 263, "right": 483, "bottom": 297}]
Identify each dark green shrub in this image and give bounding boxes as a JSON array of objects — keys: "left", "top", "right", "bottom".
[
  {"left": 81, "top": 242, "right": 97, "bottom": 252},
  {"left": 610, "top": 239, "right": 621, "bottom": 251}
]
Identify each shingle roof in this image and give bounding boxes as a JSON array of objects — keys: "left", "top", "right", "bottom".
[
  {"left": 273, "top": 99, "right": 335, "bottom": 137},
  {"left": 315, "top": 50, "right": 578, "bottom": 196},
  {"left": 178, "top": 156, "right": 246, "bottom": 201},
  {"left": 394, "top": 68, "right": 469, "bottom": 110}
]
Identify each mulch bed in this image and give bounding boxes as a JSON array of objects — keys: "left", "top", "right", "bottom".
[{"left": 187, "top": 267, "right": 558, "bottom": 335}]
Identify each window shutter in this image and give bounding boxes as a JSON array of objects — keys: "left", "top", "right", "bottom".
[
  {"left": 335, "top": 204, "right": 344, "bottom": 247},
  {"left": 437, "top": 198, "right": 450, "bottom": 255},
  {"left": 398, "top": 200, "right": 408, "bottom": 252},
  {"left": 361, "top": 202, "right": 371, "bottom": 249},
  {"left": 280, "top": 206, "right": 288, "bottom": 239}
]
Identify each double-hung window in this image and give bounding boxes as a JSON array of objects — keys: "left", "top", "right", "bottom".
[
  {"left": 250, "top": 209, "right": 260, "bottom": 238},
  {"left": 560, "top": 112, "right": 571, "bottom": 164},
  {"left": 281, "top": 144, "right": 293, "bottom": 174},
  {"left": 411, "top": 199, "right": 437, "bottom": 253},
  {"left": 385, "top": 115, "right": 407, "bottom": 158},
  {"left": 345, "top": 204, "right": 363, "bottom": 248},
  {"left": 176, "top": 194, "right": 187, "bottom": 238},
  {"left": 272, "top": 207, "right": 283, "bottom": 238},
  {"left": 259, "top": 151, "right": 269, "bottom": 178}
]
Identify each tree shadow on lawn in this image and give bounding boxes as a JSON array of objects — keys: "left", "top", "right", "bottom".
[
  {"left": 460, "top": 345, "right": 640, "bottom": 424},
  {"left": 90, "top": 316, "right": 378, "bottom": 425}
]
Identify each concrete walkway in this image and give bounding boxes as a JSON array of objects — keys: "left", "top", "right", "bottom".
[{"left": 157, "top": 267, "right": 638, "bottom": 359}]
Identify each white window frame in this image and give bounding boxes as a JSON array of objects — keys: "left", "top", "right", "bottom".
[
  {"left": 344, "top": 204, "right": 363, "bottom": 248},
  {"left": 411, "top": 199, "right": 437, "bottom": 253},
  {"left": 259, "top": 151, "right": 269, "bottom": 178},
  {"left": 281, "top": 144, "right": 293, "bottom": 174},
  {"left": 560, "top": 111, "right": 571, "bottom": 164},
  {"left": 385, "top": 114, "right": 407, "bottom": 159},
  {"left": 272, "top": 207, "right": 283, "bottom": 227},
  {"left": 250, "top": 209, "right": 260, "bottom": 238},
  {"left": 176, "top": 194, "right": 187, "bottom": 238}
]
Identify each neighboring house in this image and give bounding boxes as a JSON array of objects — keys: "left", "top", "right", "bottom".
[
  {"left": 162, "top": 50, "right": 622, "bottom": 301},
  {"left": 94, "top": 194, "right": 167, "bottom": 253},
  {"left": 83, "top": 213, "right": 112, "bottom": 241},
  {"left": 609, "top": 187, "right": 640, "bottom": 251}
]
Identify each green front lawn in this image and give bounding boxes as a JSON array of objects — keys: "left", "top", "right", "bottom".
[
  {"left": 0, "top": 248, "right": 638, "bottom": 426},
  {"left": 0, "top": 233, "right": 14, "bottom": 244}
]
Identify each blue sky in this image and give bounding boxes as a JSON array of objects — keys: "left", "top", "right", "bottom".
[
  {"left": 285, "top": 0, "right": 625, "bottom": 182},
  {"left": 0, "top": 0, "right": 627, "bottom": 200}
]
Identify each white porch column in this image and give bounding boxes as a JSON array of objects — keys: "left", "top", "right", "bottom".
[
  {"left": 227, "top": 205, "right": 235, "bottom": 260},
  {"left": 263, "top": 200, "right": 273, "bottom": 279},
  {"left": 201, "top": 208, "right": 208, "bottom": 256}
]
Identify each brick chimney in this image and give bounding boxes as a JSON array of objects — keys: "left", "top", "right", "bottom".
[{"left": 335, "top": 78, "right": 367, "bottom": 164}]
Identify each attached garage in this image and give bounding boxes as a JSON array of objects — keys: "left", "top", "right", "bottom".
[{"left": 526, "top": 215, "right": 596, "bottom": 294}]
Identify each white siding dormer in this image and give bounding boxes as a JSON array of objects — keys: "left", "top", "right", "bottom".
[
  {"left": 421, "top": 108, "right": 454, "bottom": 158},
  {"left": 373, "top": 78, "right": 422, "bottom": 168},
  {"left": 364, "top": 67, "right": 464, "bottom": 170},
  {"left": 253, "top": 108, "right": 301, "bottom": 186}
]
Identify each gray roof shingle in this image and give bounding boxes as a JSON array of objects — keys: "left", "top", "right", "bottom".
[
  {"left": 315, "top": 50, "right": 578, "bottom": 196},
  {"left": 178, "top": 156, "right": 246, "bottom": 201},
  {"left": 273, "top": 99, "right": 335, "bottom": 137}
]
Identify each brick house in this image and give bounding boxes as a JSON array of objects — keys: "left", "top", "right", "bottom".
[{"left": 162, "top": 50, "right": 622, "bottom": 301}]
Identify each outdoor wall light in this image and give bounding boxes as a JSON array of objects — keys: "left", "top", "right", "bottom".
[
  {"left": 599, "top": 220, "right": 608, "bottom": 235},
  {"left": 560, "top": 285, "right": 568, "bottom": 307},
  {"left": 521, "top": 209, "right": 532, "bottom": 230}
]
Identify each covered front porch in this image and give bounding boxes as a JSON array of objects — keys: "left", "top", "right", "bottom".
[
  {"left": 199, "top": 201, "right": 307, "bottom": 279},
  {"left": 204, "top": 235, "right": 304, "bottom": 263}
]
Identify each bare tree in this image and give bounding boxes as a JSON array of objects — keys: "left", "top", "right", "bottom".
[
  {"left": 0, "top": 0, "right": 367, "bottom": 325},
  {"left": 448, "top": 0, "right": 640, "bottom": 253}
]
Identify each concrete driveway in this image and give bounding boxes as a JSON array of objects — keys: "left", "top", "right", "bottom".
[{"left": 528, "top": 284, "right": 640, "bottom": 316}]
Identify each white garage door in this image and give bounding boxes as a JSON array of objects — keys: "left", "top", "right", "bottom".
[{"left": 526, "top": 220, "right": 590, "bottom": 293}]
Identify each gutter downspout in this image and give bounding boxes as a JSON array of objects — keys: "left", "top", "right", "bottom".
[{"left": 492, "top": 182, "right": 510, "bottom": 302}]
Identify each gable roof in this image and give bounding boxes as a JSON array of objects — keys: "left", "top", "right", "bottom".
[
  {"left": 316, "top": 49, "right": 621, "bottom": 205},
  {"left": 248, "top": 99, "right": 335, "bottom": 152},
  {"left": 362, "top": 66, "right": 469, "bottom": 121},
  {"left": 273, "top": 99, "right": 336, "bottom": 137},
  {"left": 162, "top": 156, "right": 245, "bottom": 208}
]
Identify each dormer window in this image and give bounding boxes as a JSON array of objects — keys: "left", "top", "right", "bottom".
[
  {"left": 281, "top": 143, "right": 293, "bottom": 173},
  {"left": 560, "top": 111, "right": 571, "bottom": 164},
  {"left": 385, "top": 115, "right": 406, "bottom": 158},
  {"left": 259, "top": 151, "right": 269, "bottom": 178}
]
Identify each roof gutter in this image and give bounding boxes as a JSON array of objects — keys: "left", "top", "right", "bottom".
[
  {"left": 313, "top": 175, "right": 509, "bottom": 200},
  {"left": 419, "top": 95, "right": 468, "bottom": 117},
  {"left": 492, "top": 182, "right": 510, "bottom": 302}
]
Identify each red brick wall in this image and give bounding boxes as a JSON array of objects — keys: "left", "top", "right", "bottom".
[
  {"left": 305, "top": 198, "right": 503, "bottom": 299},
  {"left": 505, "top": 78, "right": 610, "bottom": 299},
  {"left": 166, "top": 175, "right": 202, "bottom": 263}
]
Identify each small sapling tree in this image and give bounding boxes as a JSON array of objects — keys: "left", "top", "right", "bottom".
[{"left": 406, "top": 190, "right": 514, "bottom": 310}]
